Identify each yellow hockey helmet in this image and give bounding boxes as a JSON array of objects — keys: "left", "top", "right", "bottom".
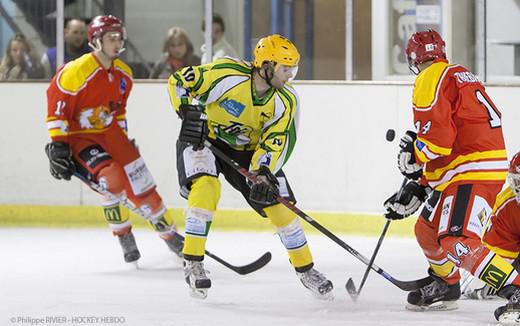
[{"left": 253, "top": 34, "right": 300, "bottom": 68}]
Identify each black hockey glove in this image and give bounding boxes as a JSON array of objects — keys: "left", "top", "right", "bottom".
[
  {"left": 45, "top": 141, "right": 75, "bottom": 181},
  {"left": 384, "top": 180, "right": 431, "bottom": 220},
  {"left": 249, "top": 166, "right": 280, "bottom": 205},
  {"left": 178, "top": 104, "right": 208, "bottom": 150},
  {"left": 397, "top": 130, "right": 423, "bottom": 180}
]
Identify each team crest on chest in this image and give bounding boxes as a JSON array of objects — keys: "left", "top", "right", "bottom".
[{"left": 219, "top": 98, "right": 245, "bottom": 118}]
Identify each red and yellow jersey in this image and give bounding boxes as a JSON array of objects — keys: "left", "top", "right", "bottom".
[
  {"left": 167, "top": 57, "right": 299, "bottom": 173},
  {"left": 46, "top": 53, "right": 133, "bottom": 143},
  {"left": 412, "top": 59, "right": 508, "bottom": 191},
  {"left": 482, "top": 187, "right": 520, "bottom": 259}
]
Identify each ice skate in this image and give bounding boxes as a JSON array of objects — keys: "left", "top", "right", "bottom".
[
  {"left": 406, "top": 272, "right": 460, "bottom": 311},
  {"left": 462, "top": 281, "right": 497, "bottom": 300},
  {"left": 184, "top": 259, "right": 211, "bottom": 299},
  {"left": 460, "top": 270, "right": 498, "bottom": 300},
  {"left": 495, "top": 285, "right": 520, "bottom": 325},
  {"left": 297, "top": 267, "right": 334, "bottom": 300},
  {"left": 117, "top": 229, "right": 141, "bottom": 265}
]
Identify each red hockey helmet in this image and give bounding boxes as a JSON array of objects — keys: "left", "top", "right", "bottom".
[
  {"left": 509, "top": 151, "right": 520, "bottom": 203},
  {"left": 405, "top": 29, "right": 446, "bottom": 74},
  {"left": 87, "top": 15, "right": 126, "bottom": 44}
]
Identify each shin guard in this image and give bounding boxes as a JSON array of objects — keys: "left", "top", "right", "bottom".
[{"left": 182, "top": 207, "right": 213, "bottom": 258}]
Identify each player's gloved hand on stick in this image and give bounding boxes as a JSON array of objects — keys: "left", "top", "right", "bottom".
[
  {"left": 249, "top": 166, "right": 279, "bottom": 205},
  {"left": 384, "top": 180, "right": 431, "bottom": 220},
  {"left": 45, "top": 141, "right": 75, "bottom": 181},
  {"left": 397, "top": 130, "right": 423, "bottom": 180},
  {"left": 178, "top": 104, "right": 208, "bottom": 150}
]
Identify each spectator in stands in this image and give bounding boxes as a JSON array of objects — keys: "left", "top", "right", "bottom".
[
  {"left": 0, "top": 33, "right": 44, "bottom": 80},
  {"left": 200, "top": 14, "right": 238, "bottom": 64},
  {"left": 150, "top": 27, "right": 200, "bottom": 79},
  {"left": 41, "top": 18, "right": 90, "bottom": 78}
]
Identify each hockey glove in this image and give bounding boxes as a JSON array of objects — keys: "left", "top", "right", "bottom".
[
  {"left": 45, "top": 141, "right": 75, "bottom": 181},
  {"left": 249, "top": 166, "right": 280, "bottom": 205},
  {"left": 397, "top": 130, "right": 423, "bottom": 180},
  {"left": 384, "top": 180, "right": 431, "bottom": 220},
  {"left": 178, "top": 104, "right": 208, "bottom": 150}
]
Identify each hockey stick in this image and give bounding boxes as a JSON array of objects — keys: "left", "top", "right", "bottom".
[
  {"left": 72, "top": 171, "right": 271, "bottom": 275},
  {"left": 204, "top": 140, "right": 432, "bottom": 291},
  {"left": 346, "top": 177, "right": 408, "bottom": 301}
]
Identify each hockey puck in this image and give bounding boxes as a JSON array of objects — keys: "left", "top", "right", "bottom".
[{"left": 386, "top": 129, "right": 396, "bottom": 142}]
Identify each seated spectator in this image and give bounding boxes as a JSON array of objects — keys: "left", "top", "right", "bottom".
[
  {"left": 201, "top": 14, "right": 238, "bottom": 64},
  {"left": 0, "top": 33, "right": 44, "bottom": 80},
  {"left": 149, "top": 26, "right": 201, "bottom": 79},
  {"left": 41, "top": 18, "right": 90, "bottom": 78}
]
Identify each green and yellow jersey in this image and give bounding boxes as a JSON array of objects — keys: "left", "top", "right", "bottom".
[{"left": 167, "top": 57, "right": 299, "bottom": 173}]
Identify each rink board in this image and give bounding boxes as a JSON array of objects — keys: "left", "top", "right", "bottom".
[{"left": 0, "top": 204, "right": 417, "bottom": 236}]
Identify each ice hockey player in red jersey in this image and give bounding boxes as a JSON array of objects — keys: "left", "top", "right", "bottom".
[
  {"left": 383, "top": 29, "right": 520, "bottom": 324},
  {"left": 44, "top": 15, "right": 182, "bottom": 264}
]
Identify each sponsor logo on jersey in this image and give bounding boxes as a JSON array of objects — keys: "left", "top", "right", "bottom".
[
  {"left": 481, "top": 263, "right": 508, "bottom": 290},
  {"left": 219, "top": 98, "right": 245, "bottom": 118},
  {"left": 214, "top": 121, "right": 252, "bottom": 146}
]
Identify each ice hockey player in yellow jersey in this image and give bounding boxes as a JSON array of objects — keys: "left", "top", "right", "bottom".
[{"left": 167, "top": 34, "right": 333, "bottom": 299}]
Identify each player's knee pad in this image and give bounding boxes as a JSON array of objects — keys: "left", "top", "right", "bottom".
[
  {"left": 187, "top": 176, "right": 221, "bottom": 211},
  {"left": 97, "top": 162, "right": 126, "bottom": 196},
  {"left": 263, "top": 203, "right": 297, "bottom": 228}
]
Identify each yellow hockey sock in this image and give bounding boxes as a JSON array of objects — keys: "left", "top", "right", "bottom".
[{"left": 264, "top": 204, "right": 313, "bottom": 268}]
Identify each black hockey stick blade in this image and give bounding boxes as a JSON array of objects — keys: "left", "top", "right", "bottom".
[
  {"left": 205, "top": 250, "right": 272, "bottom": 275},
  {"left": 174, "top": 231, "right": 272, "bottom": 275},
  {"left": 345, "top": 278, "right": 359, "bottom": 301},
  {"left": 347, "top": 274, "right": 432, "bottom": 297}
]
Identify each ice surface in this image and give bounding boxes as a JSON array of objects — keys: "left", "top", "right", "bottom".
[{"left": 0, "top": 229, "right": 502, "bottom": 326}]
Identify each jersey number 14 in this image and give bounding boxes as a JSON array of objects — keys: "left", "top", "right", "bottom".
[{"left": 476, "top": 90, "right": 501, "bottom": 128}]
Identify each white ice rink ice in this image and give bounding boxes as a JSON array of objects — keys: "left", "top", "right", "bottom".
[{"left": 0, "top": 228, "right": 504, "bottom": 326}]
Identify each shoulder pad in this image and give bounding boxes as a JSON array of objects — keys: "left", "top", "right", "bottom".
[
  {"left": 57, "top": 54, "right": 100, "bottom": 94},
  {"left": 413, "top": 61, "right": 453, "bottom": 108}
]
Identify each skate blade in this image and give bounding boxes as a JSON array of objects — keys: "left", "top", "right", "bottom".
[
  {"left": 189, "top": 288, "right": 208, "bottom": 300},
  {"left": 461, "top": 292, "right": 499, "bottom": 301},
  {"left": 406, "top": 300, "right": 458, "bottom": 312},
  {"left": 498, "top": 311, "right": 520, "bottom": 325}
]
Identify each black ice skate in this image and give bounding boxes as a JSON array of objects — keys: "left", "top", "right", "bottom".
[
  {"left": 406, "top": 270, "right": 460, "bottom": 311},
  {"left": 184, "top": 259, "right": 211, "bottom": 299},
  {"left": 117, "top": 230, "right": 141, "bottom": 264},
  {"left": 297, "top": 267, "right": 334, "bottom": 300},
  {"left": 495, "top": 285, "right": 520, "bottom": 325}
]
